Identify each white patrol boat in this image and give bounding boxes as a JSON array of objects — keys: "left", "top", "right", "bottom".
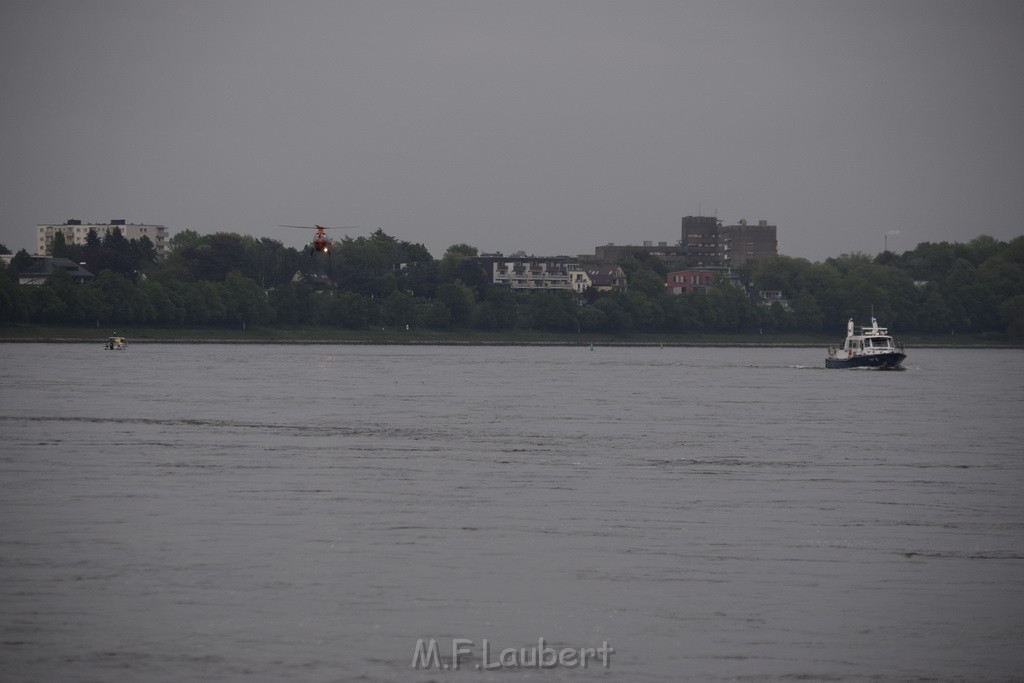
[{"left": 826, "top": 318, "right": 906, "bottom": 369}]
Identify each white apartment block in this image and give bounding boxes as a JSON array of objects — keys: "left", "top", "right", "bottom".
[
  {"left": 478, "top": 257, "right": 580, "bottom": 292},
  {"left": 37, "top": 219, "right": 168, "bottom": 256}
]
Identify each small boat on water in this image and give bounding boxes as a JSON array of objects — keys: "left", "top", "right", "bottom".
[
  {"left": 826, "top": 318, "right": 905, "bottom": 369},
  {"left": 105, "top": 335, "right": 128, "bottom": 350}
]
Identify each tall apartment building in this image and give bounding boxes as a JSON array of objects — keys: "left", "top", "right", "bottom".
[
  {"left": 720, "top": 220, "right": 778, "bottom": 267},
  {"left": 680, "top": 216, "right": 777, "bottom": 267},
  {"left": 680, "top": 216, "right": 723, "bottom": 265},
  {"left": 37, "top": 219, "right": 168, "bottom": 256}
]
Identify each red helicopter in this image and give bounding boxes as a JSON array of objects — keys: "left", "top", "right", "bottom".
[{"left": 280, "top": 225, "right": 356, "bottom": 256}]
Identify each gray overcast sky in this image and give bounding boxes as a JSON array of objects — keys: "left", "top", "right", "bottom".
[{"left": 2, "top": 0, "right": 1023, "bottom": 261}]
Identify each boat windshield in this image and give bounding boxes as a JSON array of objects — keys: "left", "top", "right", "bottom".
[{"left": 868, "top": 338, "right": 892, "bottom": 347}]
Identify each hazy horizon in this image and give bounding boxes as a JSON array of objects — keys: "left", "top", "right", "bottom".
[{"left": 3, "top": 1, "right": 1023, "bottom": 262}]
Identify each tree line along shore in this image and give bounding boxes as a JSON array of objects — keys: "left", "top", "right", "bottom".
[{"left": 2, "top": 229, "right": 1023, "bottom": 340}]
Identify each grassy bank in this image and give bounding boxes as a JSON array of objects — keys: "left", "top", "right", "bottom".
[{"left": 1, "top": 323, "right": 1020, "bottom": 348}]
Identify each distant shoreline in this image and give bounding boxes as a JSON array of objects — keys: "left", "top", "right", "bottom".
[
  {"left": 3, "top": 324, "right": 1021, "bottom": 348},
  {"left": 1, "top": 337, "right": 1020, "bottom": 349}
]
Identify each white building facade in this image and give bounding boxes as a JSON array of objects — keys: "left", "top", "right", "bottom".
[
  {"left": 37, "top": 219, "right": 168, "bottom": 256},
  {"left": 476, "top": 256, "right": 584, "bottom": 293}
]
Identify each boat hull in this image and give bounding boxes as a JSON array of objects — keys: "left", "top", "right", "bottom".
[{"left": 825, "top": 352, "right": 906, "bottom": 369}]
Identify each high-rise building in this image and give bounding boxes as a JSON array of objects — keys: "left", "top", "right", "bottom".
[
  {"left": 36, "top": 219, "right": 168, "bottom": 256},
  {"left": 680, "top": 216, "right": 777, "bottom": 267},
  {"left": 680, "top": 216, "right": 723, "bottom": 265},
  {"left": 720, "top": 219, "right": 777, "bottom": 267}
]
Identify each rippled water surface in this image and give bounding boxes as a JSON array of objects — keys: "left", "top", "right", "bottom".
[{"left": 1, "top": 343, "right": 1023, "bottom": 682}]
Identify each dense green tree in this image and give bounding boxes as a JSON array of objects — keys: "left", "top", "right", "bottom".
[
  {"left": 477, "top": 285, "right": 518, "bottom": 329},
  {"left": 94, "top": 228, "right": 137, "bottom": 279},
  {"left": 401, "top": 241, "right": 434, "bottom": 264},
  {"left": 28, "top": 285, "right": 67, "bottom": 323},
  {"left": 39, "top": 267, "right": 82, "bottom": 322},
  {"left": 332, "top": 291, "right": 374, "bottom": 329},
  {"left": 308, "top": 294, "right": 335, "bottom": 326},
  {"left": 435, "top": 281, "right": 476, "bottom": 326},
  {"left": 577, "top": 304, "right": 608, "bottom": 332},
  {"left": 522, "top": 291, "right": 578, "bottom": 331},
  {"left": 592, "top": 296, "right": 632, "bottom": 332},
  {"left": 962, "top": 235, "right": 1003, "bottom": 266},
  {"left": 999, "top": 294, "right": 1024, "bottom": 336},
  {"left": 332, "top": 230, "right": 397, "bottom": 297},
  {"left": 917, "top": 285, "right": 953, "bottom": 332},
  {"left": 469, "top": 301, "right": 499, "bottom": 330},
  {"left": 308, "top": 291, "right": 373, "bottom": 328},
  {"left": 147, "top": 257, "right": 198, "bottom": 285},
  {"left": 168, "top": 229, "right": 204, "bottom": 252},
  {"left": 628, "top": 268, "right": 668, "bottom": 299},
  {"left": 630, "top": 253, "right": 669, "bottom": 277},
  {"left": 790, "top": 288, "right": 824, "bottom": 331},
  {"left": 240, "top": 237, "right": 300, "bottom": 288},
  {"left": 184, "top": 281, "right": 228, "bottom": 325},
  {"left": 224, "top": 271, "right": 272, "bottom": 326},
  {"left": 92, "top": 270, "right": 152, "bottom": 323},
  {"left": 269, "top": 282, "right": 315, "bottom": 325},
  {"left": 940, "top": 257, "right": 977, "bottom": 331},
  {"left": 75, "top": 227, "right": 159, "bottom": 282},
  {"left": 131, "top": 235, "right": 158, "bottom": 271},
  {"left": 0, "top": 270, "right": 28, "bottom": 322},
  {"left": 381, "top": 290, "right": 418, "bottom": 327},
  {"left": 436, "top": 243, "right": 488, "bottom": 297},
  {"left": 421, "top": 300, "right": 452, "bottom": 329},
  {"left": 81, "top": 229, "right": 103, "bottom": 274},
  {"left": 706, "top": 284, "right": 759, "bottom": 332},
  {"left": 398, "top": 259, "right": 439, "bottom": 299},
  {"left": 6, "top": 249, "right": 34, "bottom": 277},
  {"left": 761, "top": 301, "right": 793, "bottom": 332},
  {"left": 661, "top": 293, "right": 699, "bottom": 332},
  {"left": 624, "top": 290, "right": 664, "bottom": 331},
  {"left": 72, "top": 284, "right": 109, "bottom": 325},
  {"left": 138, "top": 280, "right": 184, "bottom": 325},
  {"left": 753, "top": 255, "right": 837, "bottom": 295},
  {"left": 177, "top": 233, "right": 246, "bottom": 282},
  {"left": 326, "top": 229, "right": 429, "bottom": 298},
  {"left": 439, "top": 244, "right": 478, "bottom": 282},
  {"left": 1003, "top": 236, "right": 1024, "bottom": 266},
  {"left": 897, "top": 241, "right": 963, "bottom": 281},
  {"left": 51, "top": 231, "right": 72, "bottom": 259}
]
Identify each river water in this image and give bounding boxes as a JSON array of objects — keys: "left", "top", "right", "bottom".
[{"left": 1, "top": 343, "right": 1022, "bottom": 682}]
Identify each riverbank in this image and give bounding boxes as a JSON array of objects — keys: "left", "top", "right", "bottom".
[{"left": 1, "top": 324, "right": 1020, "bottom": 348}]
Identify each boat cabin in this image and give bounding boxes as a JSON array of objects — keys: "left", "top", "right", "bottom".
[
  {"left": 826, "top": 317, "right": 906, "bottom": 369},
  {"left": 842, "top": 334, "right": 896, "bottom": 352},
  {"left": 834, "top": 318, "right": 902, "bottom": 354}
]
